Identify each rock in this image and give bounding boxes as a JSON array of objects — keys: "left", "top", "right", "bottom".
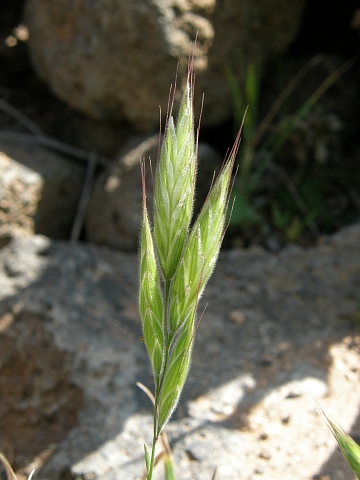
[
  {"left": 0, "top": 307, "right": 83, "bottom": 473},
  {"left": 61, "top": 112, "right": 133, "bottom": 158},
  {"left": 24, "top": 0, "right": 306, "bottom": 130},
  {"left": 0, "top": 140, "right": 85, "bottom": 239},
  {"left": 85, "top": 135, "right": 222, "bottom": 251},
  {"left": 0, "top": 224, "right": 359, "bottom": 479}
]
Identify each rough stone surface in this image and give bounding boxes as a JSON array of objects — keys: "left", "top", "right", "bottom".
[
  {"left": 0, "top": 224, "right": 359, "bottom": 479},
  {"left": 25, "top": 0, "right": 306, "bottom": 130},
  {"left": 85, "top": 135, "right": 223, "bottom": 251},
  {"left": 0, "top": 308, "right": 83, "bottom": 475},
  {"left": 0, "top": 141, "right": 85, "bottom": 240}
]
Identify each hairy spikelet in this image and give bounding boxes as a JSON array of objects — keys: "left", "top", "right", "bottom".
[
  {"left": 158, "top": 306, "right": 196, "bottom": 431},
  {"left": 139, "top": 202, "right": 164, "bottom": 384},
  {"left": 169, "top": 154, "right": 236, "bottom": 335},
  {"left": 329, "top": 422, "right": 360, "bottom": 479},
  {"left": 155, "top": 141, "right": 239, "bottom": 431},
  {"left": 154, "top": 81, "right": 196, "bottom": 281},
  {"left": 139, "top": 57, "right": 241, "bottom": 478},
  {"left": 319, "top": 405, "right": 360, "bottom": 479}
]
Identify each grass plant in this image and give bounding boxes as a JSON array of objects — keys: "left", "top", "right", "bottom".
[
  {"left": 226, "top": 55, "right": 356, "bottom": 242},
  {"left": 0, "top": 48, "right": 358, "bottom": 480},
  {"left": 138, "top": 57, "right": 241, "bottom": 479}
]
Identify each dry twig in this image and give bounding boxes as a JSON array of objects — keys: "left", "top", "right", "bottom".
[
  {"left": 0, "top": 130, "right": 109, "bottom": 166},
  {"left": 70, "top": 151, "right": 98, "bottom": 242}
]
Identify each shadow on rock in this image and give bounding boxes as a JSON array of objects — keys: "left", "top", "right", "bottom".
[{"left": 0, "top": 225, "right": 359, "bottom": 479}]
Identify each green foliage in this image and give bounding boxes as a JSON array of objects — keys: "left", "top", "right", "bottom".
[
  {"left": 139, "top": 60, "right": 240, "bottom": 479},
  {"left": 226, "top": 58, "right": 260, "bottom": 225},
  {"left": 271, "top": 172, "right": 330, "bottom": 240},
  {"left": 351, "top": 299, "right": 360, "bottom": 329},
  {"left": 227, "top": 55, "right": 356, "bottom": 242}
]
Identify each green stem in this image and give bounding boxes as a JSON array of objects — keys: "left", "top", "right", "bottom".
[{"left": 147, "top": 432, "right": 157, "bottom": 480}]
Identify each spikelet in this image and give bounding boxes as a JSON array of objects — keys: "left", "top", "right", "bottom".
[
  {"left": 318, "top": 404, "right": 360, "bottom": 479},
  {"left": 153, "top": 78, "right": 196, "bottom": 282},
  {"left": 139, "top": 54, "right": 242, "bottom": 478},
  {"left": 139, "top": 164, "right": 164, "bottom": 386}
]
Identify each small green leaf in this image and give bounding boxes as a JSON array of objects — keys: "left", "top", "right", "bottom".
[{"left": 144, "top": 443, "right": 151, "bottom": 473}]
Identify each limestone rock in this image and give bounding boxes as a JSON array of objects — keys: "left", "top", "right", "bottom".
[
  {"left": 25, "top": 0, "right": 306, "bottom": 130},
  {"left": 0, "top": 224, "right": 359, "bottom": 479},
  {"left": 0, "top": 140, "right": 84, "bottom": 239},
  {"left": 85, "top": 135, "right": 222, "bottom": 251}
]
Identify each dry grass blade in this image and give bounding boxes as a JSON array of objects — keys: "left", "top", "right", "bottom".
[
  {"left": 211, "top": 466, "right": 218, "bottom": 479},
  {"left": 70, "top": 151, "right": 97, "bottom": 242},
  {"left": 0, "top": 453, "right": 18, "bottom": 480},
  {"left": 0, "top": 98, "right": 43, "bottom": 135},
  {"left": 0, "top": 453, "right": 35, "bottom": 480}
]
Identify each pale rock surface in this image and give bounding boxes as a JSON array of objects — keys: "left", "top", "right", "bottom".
[
  {"left": 0, "top": 141, "right": 84, "bottom": 240},
  {"left": 0, "top": 224, "right": 359, "bottom": 479},
  {"left": 24, "top": 0, "right": 306, "bottom": 130}
]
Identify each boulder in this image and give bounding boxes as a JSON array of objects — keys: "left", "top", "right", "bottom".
[
  {"left": 85, "top": 134, "right": 223, "bottom": 251},
  {"left": 0, "top": 225, "right": 359, "bottom": 479},
  {"left": 0, "top": 140, "right": 85, "bottom": 239},
  {"left": 25, "top": 0, "right": 306, "bottom": 130}
]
